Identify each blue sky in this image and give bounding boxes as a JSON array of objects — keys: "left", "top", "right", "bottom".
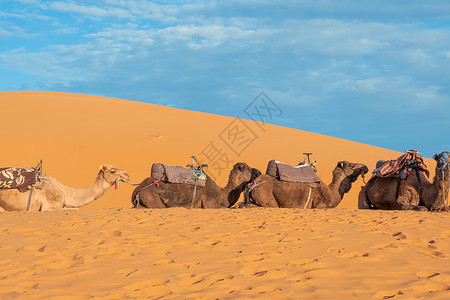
[{"left": 1, "top": 0, "right": 449, "bottom": 158}]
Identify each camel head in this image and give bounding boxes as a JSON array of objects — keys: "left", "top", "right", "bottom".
[
  {"left": 227, "top": 162, "right": 261, "bottom": 206},
  {"left": 433, "top": 151, "right": 450, "bottom": 176},
  {"left": 97, "top": 165, "right": 130, "bottom": 188},
  {"left": 228, "top": 162, "right": 261, "bottom": 185},
  {"left": 335, "top": 161, "right": 369, "bottom": 196}
]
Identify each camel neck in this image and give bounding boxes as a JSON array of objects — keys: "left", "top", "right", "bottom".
[
  {"left": 51, "top": 177, "right": 112, "bottom": 208},
  {"left": 428, "top": 168, "right": 450, "bottom": 209},
  {"left": 327, "top": 169, "right": 349, "bottom": 207}
]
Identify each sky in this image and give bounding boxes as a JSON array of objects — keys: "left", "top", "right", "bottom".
[{"left": 1, "top": 0, "right": 449, "bottom": 158}]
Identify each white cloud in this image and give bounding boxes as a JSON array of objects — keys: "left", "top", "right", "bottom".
[{"left": 48, "top": 1, "right": 132, "bottom": 19}]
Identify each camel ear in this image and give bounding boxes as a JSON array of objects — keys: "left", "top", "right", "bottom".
[
  {"left": 99, "top": 165, "right": 104, "bottom": 170},
  {"left": 337, "top": 162, "right": 343, "bottom": 168}
]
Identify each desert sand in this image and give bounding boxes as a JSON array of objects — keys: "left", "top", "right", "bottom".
[
  {"left": 1, "top": 208, "right": 449, "bottom": 299},
  {"left": 0, "top": 91, "right": 448, "bottom": 299}
]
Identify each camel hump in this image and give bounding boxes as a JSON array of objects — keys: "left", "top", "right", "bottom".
[
  {"left": 150, "top": 163, "right": 206, "bottom": 186},
  {"left": 265, "top": 160, "right": 320, "bottom": 187},
  {"left": 0, "top": 167, "right": 38, "bottom": 191},
  {"left": 151, "top": 163, "right": 165, "bottom": 179}
]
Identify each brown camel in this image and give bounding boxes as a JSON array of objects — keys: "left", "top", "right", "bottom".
[
  {"left": 358, "top": 151, "right": 450, "bottom": 211},
  {"left": 0, "top": 165, "right": 130, "bottom": 211},
  {"left": 132, "top": 162, "right": 261, "bottom": 208},
  {"left": 244, "top": 161, "right": 368, "bottom": 208}
]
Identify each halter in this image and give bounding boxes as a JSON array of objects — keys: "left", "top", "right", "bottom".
[
  {"left": 99, "top": 169, "right": 127, "bottom": 189},
  {"left": 437, "top": 153, "right": 449, "bottom": 179}
]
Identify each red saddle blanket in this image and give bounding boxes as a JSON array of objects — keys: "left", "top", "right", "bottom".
[
  {"left": 265, "top": 160, "right": 320, "bottom": 188},
  {"left": 151, "top": 163, "right": 206, "bottom": 186},
  {"left": 0, "top": 167, "right": 38, "bottom": 191},
  {"left": 374, "top": 150, "right": 430, "bottom": 179}
]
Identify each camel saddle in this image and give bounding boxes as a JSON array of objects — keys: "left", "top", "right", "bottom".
[
  {"left": 266, "top": 160, "right": 320, "bottom": 188},
  {"left": 0, "top": 167, "right": 40, "bottom": 192},
  {"left": 373, "top": 150, "right": 429, "bottom": 179},
  {"left": 151, "top": 163, "right": 206, "bottom": 187}
]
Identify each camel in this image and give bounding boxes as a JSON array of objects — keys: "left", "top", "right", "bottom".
[
  {"left": 358, "top": 151, "right": 450, "bottom": 211},
  {"left": 243, "top": 161, "right": 369, "bottom": 208},
  {"left": 132, "top": 162, "right": 261, "bottom": 208},
  {"left": 0, "top": 165, "right": 130, "bottom": 211}
]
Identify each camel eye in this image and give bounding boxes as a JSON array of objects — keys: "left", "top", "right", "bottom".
[{"left": 110, "top": 169, "right": 116, "bottom": 173}]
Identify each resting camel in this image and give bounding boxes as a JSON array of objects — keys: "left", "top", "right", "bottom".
[
  {"left": 0, "top": 165, "right": 130, "bottom": 211},
  {"left": 132, "top": 162, "right": 261, "bottom": 208},
  {"left": 244, "top": 161, "right": 368, "bottom": 208},
  {"left": 359, "top": 151, "right": 450, "bottom": 211}
]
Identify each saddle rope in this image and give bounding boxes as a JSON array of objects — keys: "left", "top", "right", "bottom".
[
  {"left": 304, "top": 186, "right": 312, "bottom": 209},
  {"left": 26, "top": 160, "right": 43, "bottom": 211}
]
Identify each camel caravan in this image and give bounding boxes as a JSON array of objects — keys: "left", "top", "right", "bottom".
[
  {"left": 131, "top": 154, "right": 370, "bottom": 209},
  {"left": 1, "top": 150, "right": 449, "bottom": 212}
]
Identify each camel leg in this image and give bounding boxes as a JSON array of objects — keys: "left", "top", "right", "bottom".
[
  {"left": 238, "top": 189, "right": 260, "bottom": 208},
  {"left": 397, "top": 204, "right": 428, "bottom": 211},
  {"left": 239, "top": 201, "right": 260, "bottom": 208},
  {"left": 358, "top": 187, "right": 373, "bottom": 209},
  {"left": 249, "top": 190, "right": 279, "bottom": 208},
  {"left": 135, "top": 188, "right": 166, "bottom": 208}
]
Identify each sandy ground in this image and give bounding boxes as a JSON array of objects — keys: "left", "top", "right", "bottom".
[
  {"left": 0, "top": 208, "right": 449, "bottom": 299},
  {"left": 1, "top": 91, "right": 448, "bottom": 299}
]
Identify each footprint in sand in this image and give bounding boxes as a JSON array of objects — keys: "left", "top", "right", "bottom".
[
  {"left": 290, "top": 269, "right": 332, "bottom": 282},
  {"left": 309, "top": 235, "right": 340, "bottom": 241},
  {"left": 327, "top": 247, "right": 345, "bottom": 254},
  {"left": 13, "top": 281, "right": 39, "bottom": 293},
  {"left": 262, "top": 269, "right": 288, "bottom": 280},
  {"left": 178, "top": 272, "right": 234, "bottom": 291},
  {"left": 422, "top": 273, "right": 450, "bottom": 284},
  {"left": 391, "top": 232, "right": 407, "bottom": 240},
  {"left": 153, "top": 258, "right": 177, "bottom": 266},
  {"left": 253, "top": 285, "right": 281, "bottom": 294},
  {"left": 115, "top": 268, "right": 139, "bottom": 278},
  {"left": 16, "top": 245, "right": 48, "bottom": 256},
  {"left": 411, "top": 282, "right": 450, "bottom": 292},
  {"left": 124, "top": 278, "right": 171, "bottom": 298},
  {"left": 371, "top": 243, "right": 403, "bottom": 253},
  {"left": 372, "top": 290, "right": 403, "bottom": 299},
  {"left": 416, "top": 271, "right": 440, "bottom": 279},
  {"left": 239, "top": 265, "right": 267, "bottom": 277},
  {"left": 288, "top": 257, "right": 323, "bottom": 268},
  {"left": 417, "top": 247, "right": 445, "bottom": 258},
  {"left": 337, "top": 251, "right": 370, "bottom": 259}
]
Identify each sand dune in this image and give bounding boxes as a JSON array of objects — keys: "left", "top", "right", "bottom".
[{"left": 1, "top": 91, "right": 447, "bottom": 299}]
